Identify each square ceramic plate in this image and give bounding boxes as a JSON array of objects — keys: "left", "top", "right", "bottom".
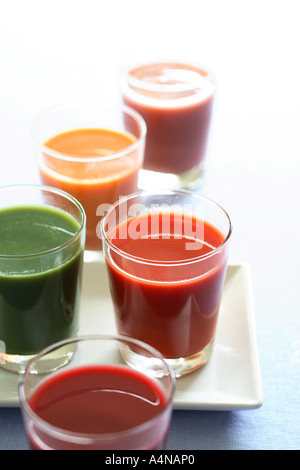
[{"left": 0, "top": 262, "right": 263, "bottom": 410}]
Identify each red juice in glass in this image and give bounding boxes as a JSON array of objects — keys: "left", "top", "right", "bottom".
[
  {"left": 102, "top": 191, "right": 232, "bottom": 377},
  {"left": 121, "top": 62, "right": 215, "bottom": 189},
  {"left": 19, "top": 336, "right": 174, "bottom": 450},
  {"left": 27, "top": 365, "right": 168, "bottom": 450},
  {"left": 107, "top": 214, "right": 226, "bottom": 357}
]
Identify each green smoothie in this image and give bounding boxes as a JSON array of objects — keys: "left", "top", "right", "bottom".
[{"left": 0, "top": 205, "right": 84, "bottom": 355}]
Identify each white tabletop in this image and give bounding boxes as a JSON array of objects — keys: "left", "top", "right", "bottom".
[{"left": 0, "top": 0, "right": 299, "bottom": 450}]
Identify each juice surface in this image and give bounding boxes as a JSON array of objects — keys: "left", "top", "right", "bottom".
[
  {"left": 28, "top": 364, "right": 168, "bottom": 450},
  {"left": 0, "top": 206, "right": 83, "bottom": 355},
  {"left": 110, "top": 212, "right": 223, "bottom": 265},
  {"left": 44, "top": 128, "right": 135, "bottom": 157},
  {"left": 122, "top": 62, "right": 214, "bottom": 174},
  {"left": 0, "top": 205, "right": 79, "bottom": 256},
  {"left": 40, "top": 128, "right": 140, "bottom": 251},
  {"left": 29, "top": 365, "right": 166, "bottom": 433},
  {"left": 106, "top": 213, "right": 227, "bottom": 358}
]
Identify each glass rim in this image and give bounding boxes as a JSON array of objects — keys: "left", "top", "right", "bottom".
[
  {"left": 18, "top": 334, "right": 175, "bottom": 445},
  {"left": 31, "top": 100, "right": 147, "bottom": 163},
  {"left": 101, "top": 189, "right": 232, "bottom": 267},
  {"left": 123, "top": 60, "right": 215, "bottom": 94},
  {"left": 121, "top": 61, "right": 215, "bottom": 109},
  {"left": 0, "top": 184, "right": 86, "bottom": 260}
]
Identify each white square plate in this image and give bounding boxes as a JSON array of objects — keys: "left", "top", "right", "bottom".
[{"left": 0, "top": 262, "right": 263, "bottom": 410}]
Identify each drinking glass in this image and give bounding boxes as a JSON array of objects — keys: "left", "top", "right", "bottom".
[
  {"left": 121, "top": 61, "right": 215, "bottom": 190},
  {"left": 19, "top": 335, "right": 175, "bottom": 450},
  {"left": 0, "top": 184, "right": 85, "bottom": 373},
  {"left": 32, "top": 101, "right": 146, "bottom": 261},
  {"left": 101, "top": 190, "right": 232, "bottom": 377}
]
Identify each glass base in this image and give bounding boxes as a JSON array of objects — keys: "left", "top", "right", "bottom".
[
  {"left": 0, "top": 343, "right": 76, "bottom": 374},
  {"left": 119, "top": 343, "right": 168, "bottom": 380},
  {"left": 165, "top": 341, "right": 214, "bottom": 378},
  {"left": 120, "top": 339, "right": 214, "bottom": 379},
  {"left": 84, "top": 249, "right": 104, "bottom": 263},
  {"left": 138, "top": 166, "right": 205, "bottom": 191}
]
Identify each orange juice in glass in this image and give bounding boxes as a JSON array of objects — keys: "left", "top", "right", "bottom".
[{"left": 32, "top": 101, "right": 146, "bottom": 261}]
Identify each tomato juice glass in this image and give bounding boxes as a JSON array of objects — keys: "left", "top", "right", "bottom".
[
  {"left": 18, "top": 335, "right": 175, "bottom": 450},
  {"left": 101, "top": 190, "right": 232, "bottom": 378},
  {"left": 32, "top": 101, "right": 146, "bottom": 261},
  {"left": 121, "top": 61, "right": 215, "bottom": 190},
  {"left": 0, "top": 185, "right": 85, "bottom": 373}
]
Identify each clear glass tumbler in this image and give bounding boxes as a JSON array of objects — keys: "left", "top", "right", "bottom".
[
  {"left": 101, "top": 190, "right": 232, "bottom": 377},
  {"left": 121, "top": 61, "right": 215, "bottom": 190},
  {"left": 19, "top": 335, "right": 175, "bottom": 450},
  {"left": 32, "top": 101, "right": 146, "bottom": 261},
  {"left": 0, "top": 184, "right": 86, "bottom": 373}
]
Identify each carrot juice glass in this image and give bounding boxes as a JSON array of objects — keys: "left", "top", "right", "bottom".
[
  {"left": 121, "top": 61, "right": 215, "bottom": 190},
  {"left": 32, "top": 101, "right": 146, "bottom": 261},
  {"left": 101, "top": 190, "right": 232, "bottom": 378},
  {"left": 19, "top": 335, "right": 175, "bottom": 450}
]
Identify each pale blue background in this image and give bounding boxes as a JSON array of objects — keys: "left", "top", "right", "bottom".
[{"left": 0, "top": 0, "right": 299, "bottom": 450}]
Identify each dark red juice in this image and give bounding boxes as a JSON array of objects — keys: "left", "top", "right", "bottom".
[
  {"left": 106, "top": 213, "right": 227, "bottom": 359},
  {"left": 27, "top": 364, "right": 169, "bottom": 450}
]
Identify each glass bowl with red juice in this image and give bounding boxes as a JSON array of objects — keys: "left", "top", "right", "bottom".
[
  {"left": 31, "top": 101, "right": 146, "bottom": 261},
  {"left": 18, "top": 335, "right": 175, "bottom": 450},
  {"left": 101, "top": 190, "right": 232, "bottom": 378}
]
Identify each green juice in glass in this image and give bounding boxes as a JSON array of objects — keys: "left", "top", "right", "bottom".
[{"left": 0, "top": 205, "right": 84, "bottom": 356}]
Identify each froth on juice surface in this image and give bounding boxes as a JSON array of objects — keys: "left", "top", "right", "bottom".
[
  {"left": 39, "top": 128, "right": 140, "bottom": 251},
  {"left": 122, "top": 62, "right": 214, "bottom": 175}
]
